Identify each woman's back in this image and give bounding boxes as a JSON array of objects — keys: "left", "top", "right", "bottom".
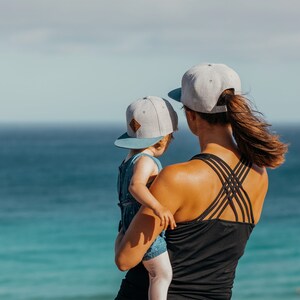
[
  {"left": 167, "top": 220, "right": 254, "bottom": 299},
  {"left": 115, "top": 150, "right": 269, "bottom": 300},
  {"left": 166, "top": 150, "right": 268, "bottom": 225},
  {"left": 165, "top": 152, "right": 267, "bottom": 299}
]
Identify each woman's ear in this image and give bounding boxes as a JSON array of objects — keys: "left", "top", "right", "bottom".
[{"left": 185, "top": 109, "right": 197, "bottom": 121}]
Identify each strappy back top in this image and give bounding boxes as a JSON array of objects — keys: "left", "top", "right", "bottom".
[
  {"left": 192, "top": 153, "right": 254, "bottom": 223},
  {"left": 166, "top": 153, "right": 255, "bottom": 300},
  {"left": 115, "top": 153, "right": 256, "bottom": 300}
]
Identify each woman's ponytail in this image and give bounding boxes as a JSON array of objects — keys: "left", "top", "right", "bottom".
[{"left": 225, "top": 90, "right": 288, "bottom": 168}]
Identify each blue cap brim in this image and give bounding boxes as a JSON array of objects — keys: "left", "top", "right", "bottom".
[
  {"left": 114, "top": 132, "right": 163, "bottom": 149},
  {"left": 168, "top": 88, "right": 182, "bottom": 102}
]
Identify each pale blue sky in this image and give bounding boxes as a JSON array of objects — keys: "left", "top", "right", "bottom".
[{"left": 0, "top": 0, "right": 299, "bottom": 124}]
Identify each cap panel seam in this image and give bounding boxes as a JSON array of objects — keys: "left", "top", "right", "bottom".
[{"left": 148, "top": 98, "right": 162, "bottom": 136}]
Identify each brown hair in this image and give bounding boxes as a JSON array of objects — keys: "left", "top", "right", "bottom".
[
  {"left": 153, "top": 133, "right": 174, "bottom": 150},
  {"left": 198, "top": 89, "right": 288, "bottom": 168}
]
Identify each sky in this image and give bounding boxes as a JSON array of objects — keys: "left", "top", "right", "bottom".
[{"left": 0, "top": 0, "right": 299, "bottom": 124}]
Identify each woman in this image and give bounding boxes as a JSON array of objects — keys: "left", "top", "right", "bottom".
[{"left": 115, "top": 63, "right": 288, "bottom": 299}]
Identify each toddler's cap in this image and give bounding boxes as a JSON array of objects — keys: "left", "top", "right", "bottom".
[
  {"left": 168, "top": 63, "right": 242, "bottom": 113},
  {"left": 114, "top": 96, "right": 178, "bottom": 149}
]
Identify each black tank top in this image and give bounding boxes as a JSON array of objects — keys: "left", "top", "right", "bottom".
[{"left": 115, "top": 153, "right": 255, "bottom": 300}]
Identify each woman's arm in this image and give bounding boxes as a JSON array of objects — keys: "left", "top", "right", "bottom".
[{"left": 115, "top": 165, "right": 182, "bottom": 271}]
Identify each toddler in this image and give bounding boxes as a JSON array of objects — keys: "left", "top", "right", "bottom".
[{"left": 114, "top": 96, "right": 178, "bottom": 299}]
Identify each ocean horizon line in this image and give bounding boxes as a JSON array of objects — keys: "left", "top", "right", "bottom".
[{"left": 0, "top": 120, "right": 299, "bottom": 128}]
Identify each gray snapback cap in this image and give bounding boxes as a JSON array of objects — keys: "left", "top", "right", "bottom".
[
  {"left": 168, "top": 63, "right": 242, "bottom": 113},
  {"left": 114, "top": 96, "right": 178, "bottom": 149}
]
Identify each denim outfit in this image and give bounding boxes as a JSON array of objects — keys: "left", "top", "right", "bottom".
[{"left": 117, "top": 153, "right": 167, "bottom": 261}]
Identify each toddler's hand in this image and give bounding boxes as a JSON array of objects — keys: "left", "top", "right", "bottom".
[{"left": 153, "top": 205, "right": 176, "bottom": 230}]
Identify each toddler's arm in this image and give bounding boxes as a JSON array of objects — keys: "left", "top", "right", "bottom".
[{"left": 129, "top": 155, "right": 176, "bottom": 230}]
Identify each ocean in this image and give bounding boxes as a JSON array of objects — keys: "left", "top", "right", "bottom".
[{"left": 0, "top": 124, "right": 299, "bottom": 300}]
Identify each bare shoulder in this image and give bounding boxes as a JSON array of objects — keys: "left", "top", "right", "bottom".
[
  {"left": 150, "top": 159, "right": 217, "bottom": 218},
  {"left": 243, "top": 164, "right": 269, "bottom": 224},
  {"left": 152, "top": 159, "right": 211, "bottom": 189},
  {"left": 251, "top": 164, "right": 269, "bottom": 187},
  {"left": 133, "top": 154, "right": 159, "bottom": 174},
  {"left": 160, "top": 161, "right": 187, "bottom": 177},
  {"left": 156, "top": 161, "right": 192, "bottom": 181},
  {"left": 149, "top": 161, "right": 195, "bottom": 214}
]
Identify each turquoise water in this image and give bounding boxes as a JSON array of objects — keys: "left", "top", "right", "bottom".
[{"left": 0, "top": 124, "right": 299, "bottom": 300}]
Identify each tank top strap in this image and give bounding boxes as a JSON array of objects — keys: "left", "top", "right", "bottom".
[
  {"left": 191, "top": 153, "right": 255, "bottom": 224},
  {"left": 130, "top": 153, "right": 162, "bottom": 171}
]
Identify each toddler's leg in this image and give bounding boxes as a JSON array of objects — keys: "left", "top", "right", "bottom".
[{"left": 143, "top": 251, "right": 172, "bottom": 300}]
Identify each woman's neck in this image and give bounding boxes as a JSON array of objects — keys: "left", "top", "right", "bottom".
[{"left": 198, "top": 124, "right": 238, "bottom": 155}]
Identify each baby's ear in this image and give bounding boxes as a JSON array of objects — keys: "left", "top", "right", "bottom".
[{"left": 153, "top": 141, "right": 163, "bottom": 150}]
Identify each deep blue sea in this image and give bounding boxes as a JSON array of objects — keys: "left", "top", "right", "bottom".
[{"left": 0, "top": 124, "right": 299, "bottom": 300}]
